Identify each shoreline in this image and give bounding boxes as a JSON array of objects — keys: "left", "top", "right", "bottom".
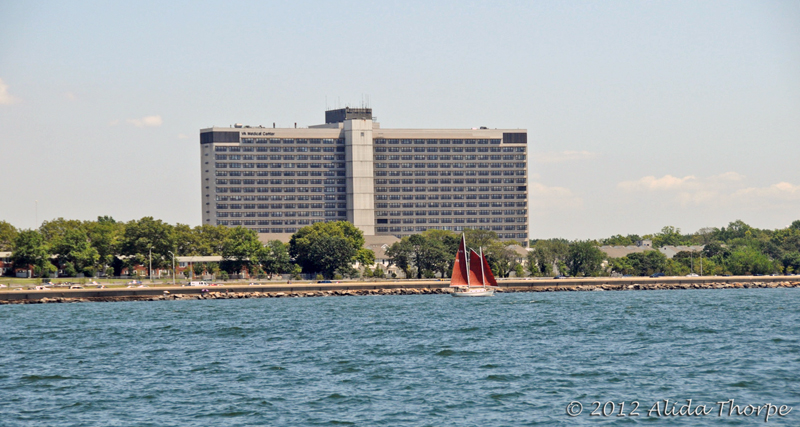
[{"left": 1, "top": 277, "right": 798, "bottom": 304}]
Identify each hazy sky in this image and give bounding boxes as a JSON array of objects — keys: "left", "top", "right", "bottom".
[{"left": 1, "top": 1, "right": 798, "bottom": 239}]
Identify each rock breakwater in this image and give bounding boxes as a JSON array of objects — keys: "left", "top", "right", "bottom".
[{"left": 1, "top": 280, "right": 797, "bottom": 304}]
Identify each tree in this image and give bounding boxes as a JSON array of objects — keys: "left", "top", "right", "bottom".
[
  {"left": 85, "top": 216, "right": 123, "bottom": 269},
  {"left": 726, "top": 247, "right": 774, "bottom": 275},
  {"left": 529, "top": 239, "right": 569, "bottom": 276},
  {"left": 173, "top": 223, "right": 201, "bottom": 256},
  {"left": 0, "top": 220, "right": 18, "bottom": 251},
  {"left": 609, "top": 256, "right": 635, "bottom": 276},
  {"left": 221, "top": 226, "right": 262, "bottom": 274},
  {"left": 781, "top": 251, "right": 800, "bottom": 274},
  {"left": 119, "top": 217, "right": 176, "bottom": 270},
  {"left": 602, "top": 234, "right": 641, "bottom": 246},
  {"left": 652, "top": 226, "right": 685, "bottom": 248},
  {"left": 485, "top": 240, "right": 518, "bottom": 278},
  {"left": 12, "top": 230, "right": 51, "bottom": 276},
  {"left": 50, "top": 228, "right": 100, "bottom": 276},
  {"left": 566, "top": 241, "right": 605, "bottom": 277},
  {"left": 625, "top": 251, "right": 667, "bottom": 276},
  {"left": 464, "top": 229, "right": 497, "bottom": 251},
  {"left": 257, "top": 240, "right": 292, "bottom": 278},
  {"left": 386, "top": 239, "right": 414, "bottom": 278},
  {"left": 289, "top": 221, "right": 364, "bottom": 278},
  {"left": 192, "top": 224, "right": 231, "bottom": 255},
  {"left": 513, "top": 263, "right": 525, "bottom": 277},
  {"left": 39, "top": 218, "right": 85, "bottom": 246}
]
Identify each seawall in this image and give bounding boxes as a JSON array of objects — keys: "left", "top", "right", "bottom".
[{"left": 1, "top": 276, "right": 798, "bottom": 304}]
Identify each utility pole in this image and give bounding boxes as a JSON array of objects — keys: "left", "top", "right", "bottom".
[{"left": 168, "top": 251, "right": 175, "bottom": 285}]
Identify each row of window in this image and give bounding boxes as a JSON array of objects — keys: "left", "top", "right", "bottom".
[
  {"left": 375, "top": 178, "right": 525, "bottom": 185},
  {"left": 215, "top": 162, "right": 346, "bottom": 169},
  {"left": 217, "top": 203, "right": 347, "bottom": 210},
  {"left": 376, "top": 210, "right": 527, "bottom": 218},
  {"left": 216, "top": 154, "right": 343, "bottom": 161},
  {"left": 216, "top": 146, "right": 343, "bottom": 153},
  {"left": 375, "top": 219, "right": 527, "bottom": 228},
  {"left": 376, "top": 170, "right": 525, "bottom": 177},
  {"left": 238, "top": 138, "right": 343, "bottom": 145},
  {"left": 373, "top": 139, "right": 500, "bottom": 145},
  {"left": 376, "top": 202, "right": 526, "bottom": 208},
  {"left": 375, "top": 194, "right": 526, "bottom": 200},
  {"left": 215, "top": 195, "right": 345, "bottom": 201},
  {"left": 217, "top": 211, "right": 346, "bottom": 218},
  {"left": 216, "top": 179, "right": 345, "bottom": 185},
  {"left": 374, "top": 163, "right": 526, "bottom": 169},
  {"left": 375, "top": 186, "right": 526, "bottom": 193},
  {"left": 216, "top": 187, "right": 346, "bottom": 194},
  {"left": 374, "top": 155, "right": 525, "bottom": 161},
  {"left": 374, "top": 146, "right": 525, "bottom": 153},
  {"left": 215, "top": 170, "right": 345, "bottom": 177},
  {"left": 375, "top": 227, "right": 527, "bottom": 239}
]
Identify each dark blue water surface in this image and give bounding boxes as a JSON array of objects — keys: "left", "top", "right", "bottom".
[{"left": 1, "top": 288, "right": 798, "bottom": 426}]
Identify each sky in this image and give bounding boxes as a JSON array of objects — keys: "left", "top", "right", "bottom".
[{"left": 1, "top": 0, "right": 799, "bottom": 240}]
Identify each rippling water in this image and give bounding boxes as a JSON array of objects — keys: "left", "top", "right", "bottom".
[{"left": 1, "top": 288, "right": 798, "bottom": 426}]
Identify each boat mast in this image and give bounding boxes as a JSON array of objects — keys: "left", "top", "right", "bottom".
[
  {"left": 463, "top": 233, "right": 470, "bottom": 287},
  {"left": 479, "top": 247, "right": 486, "bottom": 289}
]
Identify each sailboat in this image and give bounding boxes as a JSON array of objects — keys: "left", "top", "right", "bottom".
[{"left": 450, "top": 234, "right": 498, "bottom": 297}]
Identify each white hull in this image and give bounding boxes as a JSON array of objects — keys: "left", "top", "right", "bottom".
[{"left": 451, "top": 287, "right": 495, "bottom": 297}]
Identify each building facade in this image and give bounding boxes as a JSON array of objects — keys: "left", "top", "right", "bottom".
[{"left": 201, "top": 108, "right": 529, "bottom": 245}]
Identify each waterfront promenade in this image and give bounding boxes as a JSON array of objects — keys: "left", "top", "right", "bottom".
[{"left": 1, "top": 275, "right": 798, "bottom": 304}]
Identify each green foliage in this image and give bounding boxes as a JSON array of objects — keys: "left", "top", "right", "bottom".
[
  {"left": 12, "top": 230, "right": 49, "bottom": 274},
  {"left": 39, "top": 218, "right": 85, "bottom": 246},
  {"left": 513, "top": 263, "right": 525, "bottom": 278},
  {"left": 566, "top": 241, "right": 605, "bottom": 277},
  {"left": 289, "top": 221, "right": 364, "bottom": 279},
  {"left": 373, "top": 266, "right": 385, "bottom": 279},
  {"left": 255, "top": 240, "right": 292, "bottom": 278},
  {"left": 611, "top": 251, "right": 667, "bottom": 276},
  {"left": 385, "top": 239, "right": 413, "bottom": 278},
  {"left": 601, "top": 234, "right": 641, "bottom": 246},
  {"left": 726, "top": 247, "right": 775, "bottom": 275},
  {"left": 528, "top": 239, "right": 569, "bottom": 276},
  {"left": 51, "top": 227, "right": 100, "bottom": 273},
  {"left": 221, "top": 226, "right": 262, "bottom": 273},
  {"left": 464, "top": 229, "right": 497, "bottom": 251},
  {"left": 485, "top": 240, "right": 518, "bottom": 278},
  {"left": 119, "top": 217, "right": 176, "bottom": 269},
  {"left": 0, "top": 220, "right": 19, "bottom": 251},
  {"left": 62, "top": 262, "right": 77, "bottom": 277},
  {"left": 85, "top": 216, "right": 123, "bottom": 267},
  {"left": 652, "top": 226, "right": 689, "bottom": 248},
  {"left": 219, "top": 270, "right": 229, "bottom": 281},
  {"left": 362, "top": 267, "right": 373, "bottom": 278}
]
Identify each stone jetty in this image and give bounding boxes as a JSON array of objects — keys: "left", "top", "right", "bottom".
[{"left": 1, "top": 278, "right": 798, "bottom": 304}]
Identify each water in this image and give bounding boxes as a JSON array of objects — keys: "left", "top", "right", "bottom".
[{"left": 1, "top": 288, "right": 798, "bottom": 426}]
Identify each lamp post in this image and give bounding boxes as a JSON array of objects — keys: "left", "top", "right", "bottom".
[{"left": 168, "top": 251, "right": 175, "bottom": 285}]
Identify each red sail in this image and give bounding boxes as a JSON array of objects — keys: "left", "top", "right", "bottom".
[
  {"left": 449, "top": 234, "right": 470, "bottom": 287},
  {"left": 469, "top": 250, "right": 484, "bottom": 286},
  {"left": 481, "top": 253, "right": 499, "bottom": 286}
]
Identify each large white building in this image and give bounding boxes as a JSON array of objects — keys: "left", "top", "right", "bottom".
[{"left": 201, "top": 108, "right": 529, "bottom": 245}]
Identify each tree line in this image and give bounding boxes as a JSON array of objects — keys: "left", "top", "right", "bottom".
[
  {"left": 529, "top": 220, "right": 800, "bottom": 277},
  {"left": 0, "top": 217, "right": 373, "bottom": 280},
  {"left": 2, "top": 217, "right": 799, "bottom": 279}
]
